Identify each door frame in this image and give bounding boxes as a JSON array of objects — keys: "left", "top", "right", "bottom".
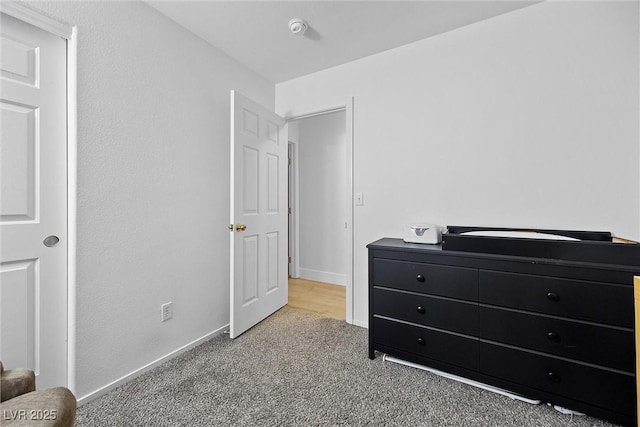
[
  {"left": 0, "top": 1, "right": 77, "bottom": 392},
  {"left": 285, "top": 98, "right": 354, "bottom": 324},
  {"left": 287, "top": 141, "right": 299, "bottom": 278}
]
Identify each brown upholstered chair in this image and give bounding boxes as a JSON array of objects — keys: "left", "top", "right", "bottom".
[{"left": 0, "top": 362, "right": 76, "bottom": 426}]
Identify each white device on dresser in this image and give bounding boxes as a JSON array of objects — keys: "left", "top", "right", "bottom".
[{"left": 403, "top": 224, "right": 443, "bottom": 244}]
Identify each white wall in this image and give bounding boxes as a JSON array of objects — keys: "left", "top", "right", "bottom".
[
  {"left": 276, "top": 1, "right": 640, "bottom": 326},
  {"left": 28, "top": 1, "right": 274, "bottom": 399},
  {"left": 297, "top": 112, "right": 347, "bottom": 285}
]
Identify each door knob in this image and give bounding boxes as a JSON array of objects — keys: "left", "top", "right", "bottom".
[
  {"left": 43, "top": 235, "right": 60, "bottom": 247},
  {"left": 236, "top": 224, "right": 247, "bottom": 232}
]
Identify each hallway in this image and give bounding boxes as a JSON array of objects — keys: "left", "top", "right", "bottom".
[{"left": 287, "top": 278, "right": 346, "bottom": 321}]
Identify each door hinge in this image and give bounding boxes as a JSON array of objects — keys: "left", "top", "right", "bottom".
[
  {"left": 288, "top": 208, "right": 291, "bottom": 214},
  {"left": 288, "top": 256, "right": 292, "bottom": 263}
]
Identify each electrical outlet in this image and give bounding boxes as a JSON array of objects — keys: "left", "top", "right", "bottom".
[{"left": 161, "top": 302, "right": 173, "bottom": 322}]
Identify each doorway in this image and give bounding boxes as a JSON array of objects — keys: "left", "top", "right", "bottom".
[
  {"left": 287, "top": 107, "right": 352, "bottom": 322},
  {"left": 229, "top": 94, "right": 353, "bottom": 335}
]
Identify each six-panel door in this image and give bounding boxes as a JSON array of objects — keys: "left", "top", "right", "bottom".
[{"left": 0, "top": 13, "right": 68, "bottom": 389}]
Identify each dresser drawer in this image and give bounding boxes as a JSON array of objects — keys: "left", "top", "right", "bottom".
[
  {"left": 374, "top": 288, "right": 478, "bottom": 335},
  {"left": 479, "top": 270, "right": 633, "bottom": 327},
  {"left": 479, "top": 306, "right": 634, "bottom": 371},
  {"left": 373, "top": 317, "right": 479, "bottom": 370},
  {"left": 373, "top": 258, "right": 477, "bottom": 301},
  {"left": 480, "top": 343, "right": 635, "bottom": 416}
]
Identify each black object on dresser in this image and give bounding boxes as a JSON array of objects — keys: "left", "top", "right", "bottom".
[{"left": 368, "top": 234, "right": 639, "bottom": 426}]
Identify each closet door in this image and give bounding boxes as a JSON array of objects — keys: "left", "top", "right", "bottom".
[{"left": 0, "top": 12, "right": 68, "bottom": 388}]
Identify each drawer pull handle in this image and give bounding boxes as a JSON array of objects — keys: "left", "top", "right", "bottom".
[
  {"left": 546, "top": 292, "right": 560, "bottom": 302},
  {"left": 417, "top": 337, "right": 426, "bottom": 346},
  {"left": 416, "top": 274, "right": 426, "bottom": 283},
  {"left": 547, "top": 332, "right": 560, "bottom": 342},
  {"left": 547, "top": 370, "right": 561, "bottom": 383},
  {"left": 416, "top": 306, "right": 426, "bottom": 314}
]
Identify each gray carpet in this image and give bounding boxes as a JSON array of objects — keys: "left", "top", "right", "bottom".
[{"left": 77, "top": 307, "right": 620, "bottom": 426}]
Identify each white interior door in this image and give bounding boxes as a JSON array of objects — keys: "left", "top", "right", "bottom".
[
  {"left": 0, "top": 13, "right": 67, "bottom": 388},
  {"left": 230, "top": 90, "right": 288, "bottom": 338}
]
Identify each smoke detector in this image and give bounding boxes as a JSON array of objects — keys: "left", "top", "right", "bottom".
[{"left": 288, "top": 18, "right": 308, "bottom": 36}]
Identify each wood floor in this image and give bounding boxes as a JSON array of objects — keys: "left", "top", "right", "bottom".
[{"left": 287, "top": 278, "right": 346, "bottom": 321}]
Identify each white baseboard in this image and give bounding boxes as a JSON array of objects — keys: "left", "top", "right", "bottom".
[
  {"left": 76, "top": 324, "right": 229, "bottom": 405},
  {"left": 299, "top": 268, "right": 346, "bottom": 286},
  {"left": 352, "top": 318, "right": 368, "bottom": 328}
]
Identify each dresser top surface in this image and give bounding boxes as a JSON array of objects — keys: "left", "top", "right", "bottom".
[
  {"left": 368, "top": 238, "right": 640, "bottom": 273},
  {"left": 368, "top": 238, "right": 444, "bottom": 252}
]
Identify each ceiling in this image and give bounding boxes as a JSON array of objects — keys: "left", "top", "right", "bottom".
[{"left": 146, "top": 1, "right": 539, "bottom": 83}]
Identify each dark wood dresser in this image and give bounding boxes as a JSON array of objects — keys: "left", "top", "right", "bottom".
[{"left": 368, "top": 236, "right": 639, "bottom": 426}]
